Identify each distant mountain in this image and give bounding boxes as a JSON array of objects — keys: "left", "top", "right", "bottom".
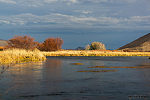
[
  {"left": 0, "top": 40, "right": 8, "bottom": 47},
  {"left": 118, "top": 33, "right": 150, "bottom": 52},
  {"left": 76, "top": 47, "right": 85, "bottom": 50}
]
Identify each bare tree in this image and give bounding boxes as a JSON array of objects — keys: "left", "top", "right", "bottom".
[
  {"left": 39, "top": 38, "right": 63, "bottom": 51},
  {"left": 8, "top": 35, "right": 38, "bottom": 50}
]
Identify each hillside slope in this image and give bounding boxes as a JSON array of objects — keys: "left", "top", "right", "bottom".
[{"left": 118, "top": 33, "right": 150, "bottom": 52}]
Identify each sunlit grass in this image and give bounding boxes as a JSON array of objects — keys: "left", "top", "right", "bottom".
[
  {"left": 0, "top": 49, "right": 149, "bottom": 65},
  {"left": 43, "top": 50, "right": 150, "bottom": 57},
  {"left": 0, "top": 49, "right": 46, "bottom": 65}
]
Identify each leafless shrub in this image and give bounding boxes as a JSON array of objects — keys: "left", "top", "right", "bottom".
[
  {"left": 39, "top": 38, "right": 63, "bottom": 51},
  {"left": 8, "top": 35, "right": 38, "bottom": 50}
]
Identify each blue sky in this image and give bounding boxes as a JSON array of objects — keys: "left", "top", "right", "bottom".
[
  {"left": 0, "top": 0, "right": 150, "bottom": 49},
  {"left": 0, "top": 0, "right": 150, "bottom": 29}
]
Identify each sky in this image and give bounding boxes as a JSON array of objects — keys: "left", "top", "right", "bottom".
[{"left": 0, "top": 0, "right": 150, "bottom": 49}]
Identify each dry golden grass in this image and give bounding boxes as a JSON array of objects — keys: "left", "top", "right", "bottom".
[
  {"left": 0, "top": 46, "right": 4, "bottom": 50},
  {"left": 0, "top": 49, "right": 149, "bottom": 65},
  {"left": 43, "top": 50, "right": 150, "bottom": 57},
  {"left": 0, "top": 49, "right": 46, "bottom": 65}
]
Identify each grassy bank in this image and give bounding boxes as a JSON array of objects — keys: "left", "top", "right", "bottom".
[
  {"left": 43, "top": 50, "right": 150, "bottom": 56},
  {"left": 0, "top": 49, "right": 46, "bottom": 65},
  {"left": 0, "top": 49, "right": 150, "bottom": 65}
]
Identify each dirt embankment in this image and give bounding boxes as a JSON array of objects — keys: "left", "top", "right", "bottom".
[{"left": 118, "top": 33, "right": 150, "bottom": 52}]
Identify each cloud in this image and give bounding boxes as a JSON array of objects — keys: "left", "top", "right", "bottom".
[
  {"left": 0, "top": 0, "right": 58, "bottom": 7},
  {"left": 74, "top": 10, "right": 92, "bottom": 14},
  {"left": 43, "top": 0, "right": 58, "bottom": 3},
  {"left": 0, "top": 0, "right": 16, "bottom": 4},
  {"left": 82, "top": 0, "right": 108, "bottom": 3},
  {"left": 75, "top": 0, "right": 138, "bottom": 4},
  {"left": 124, "top": 16, "right": 150, "bottom": 25},
  {"left": 63, "top": 0, "right": 78, "bottom": 5},
  {"left": 16, "top": 0, "right": 58, "bottom": 7},
  {"left": 0, "top": 13, "right": 150, "bottom": 29},
  {"left": 66, "top": 0, "right": 78, "bottom": 3},
  {"left": 0, "top": 0, "right": 78, "bottom": 7},
  {"left": 0, "top": 0, "right": 139, "bottom": 7}
]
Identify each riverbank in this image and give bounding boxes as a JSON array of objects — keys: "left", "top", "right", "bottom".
[
  {"left": 0, "top": 49, "right": 150, "bottom": 65},
  {"left": 43, "top": 50, "right": 150, "bottom": 56},
  {"left": 0, "top": 49, "right": 46, "bottom": 65}
]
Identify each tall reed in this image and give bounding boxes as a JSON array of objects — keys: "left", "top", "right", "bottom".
[
  {"left": 0, "top": 49, "right": 46, "bottom": 65},
  {"left": 43, "top": 50, "right": 150, "bottom": 57}
]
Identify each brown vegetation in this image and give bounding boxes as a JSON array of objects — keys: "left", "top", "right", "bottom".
[
  {"left": 8, "top": 35, "right": 38, "bottom": 50},
  {"left": 6, "top": 35, "right": 63, "bottom": 52},
  {"left": 38, "top": 38, "right": 63, "bottom": 51},
  {"left": 85, "top": 42, "right": 106, "bottom": 50},
  {"left": 71, "top": 63, "right": 84, "bottom": 65}
]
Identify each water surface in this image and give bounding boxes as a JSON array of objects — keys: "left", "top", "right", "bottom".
[{"left": 0, "top": 56, "right": 150, "bottom": 100}]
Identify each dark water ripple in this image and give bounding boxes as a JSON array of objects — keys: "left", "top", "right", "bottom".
[{"left": 0, "top": 56, "right": 150, "bottom": 100}]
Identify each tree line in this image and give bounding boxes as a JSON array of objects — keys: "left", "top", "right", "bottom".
[
  {"left": 7, "top": 35, "right": 63, "bottom": 51},
  {"left": 6, "top": 35, "right": 106, "bottom": 51}
]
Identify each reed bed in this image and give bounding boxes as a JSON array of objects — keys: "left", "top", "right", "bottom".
[
  {"left": 0, "top": 49, "right": 149, "bottom": 65},
  {"left": 0, "top": 49, "right": 46, "bottom": 65},
  {"left": 43, "top": 50, "right": 150, "bottom": 57}
]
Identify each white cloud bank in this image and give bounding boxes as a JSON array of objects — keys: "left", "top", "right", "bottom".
[
  {"left": 0, "top": 0, "right": 78, "bottom": 7},
  {"left": 0, "top": 13, "right": 150, "bottom": 28},
  {"left": 0, "top": 0, "right": 16, "bottom": 4},
  {"left": 0, "top": 0, "right": 138, "bottom": 6},
  {"left": 79, "top": 0, "right": 138, "bottom": 3}
]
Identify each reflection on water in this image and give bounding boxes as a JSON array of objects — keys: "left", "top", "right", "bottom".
[{"left": 0, "top": 56, "right": 150, "bottom": 100}]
